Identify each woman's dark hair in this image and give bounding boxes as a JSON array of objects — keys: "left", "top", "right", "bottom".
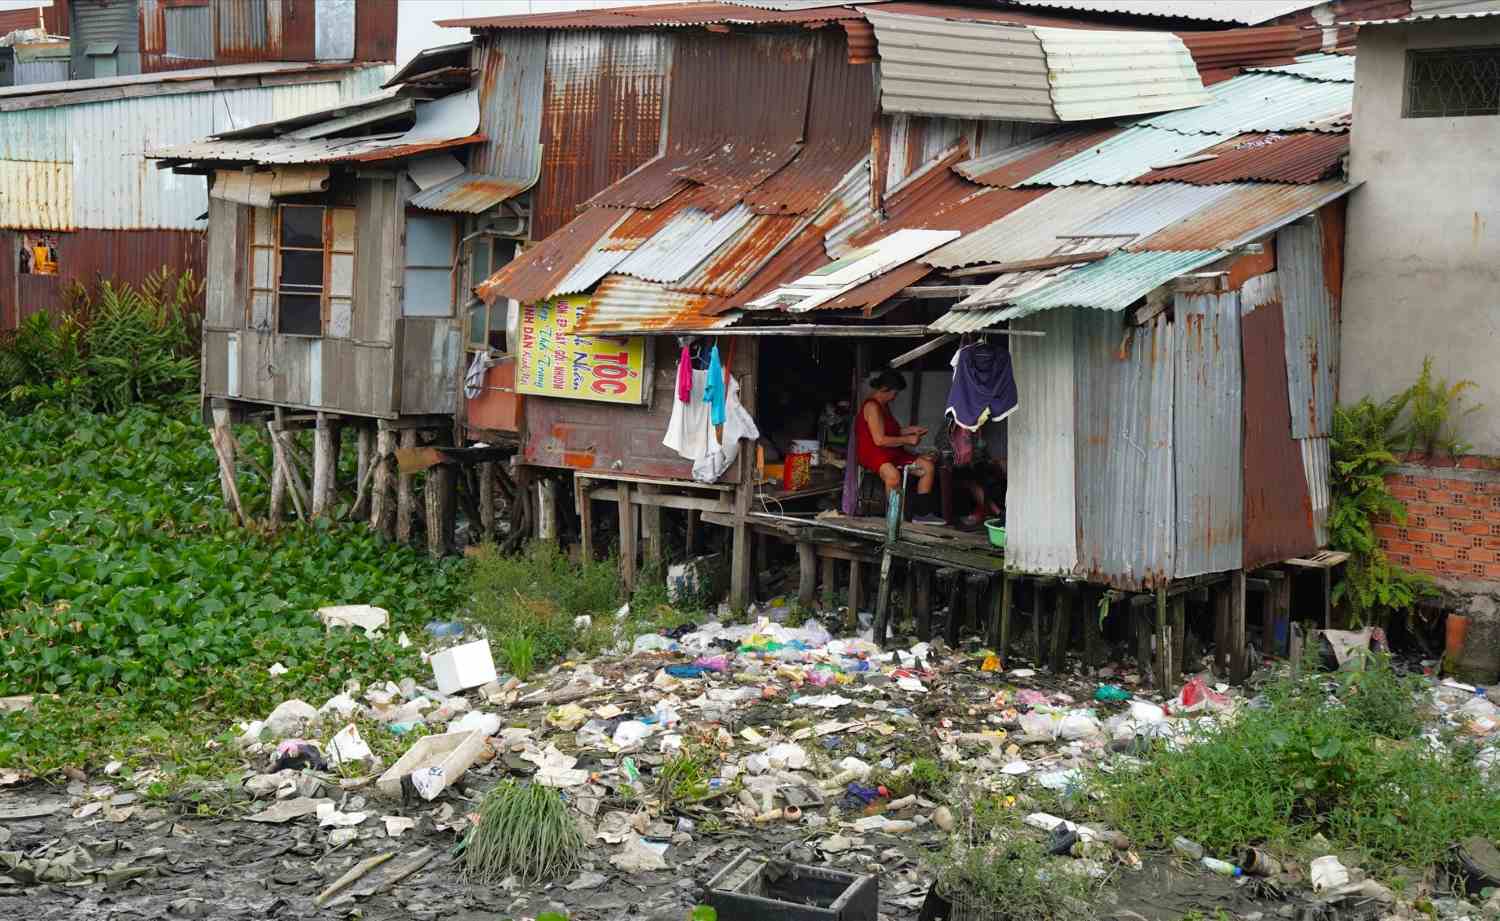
[{"left": 869, "top": 370, "right": 906, "bottom": 393}]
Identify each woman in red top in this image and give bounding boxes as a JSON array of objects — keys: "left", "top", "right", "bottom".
[{"left": 855, "top": 371, "right": 941, "bottom": 523}]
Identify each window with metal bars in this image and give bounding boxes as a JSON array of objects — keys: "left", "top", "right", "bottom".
[{"left": 1404, "top": 46, "right": 1500, "bottom": 118}]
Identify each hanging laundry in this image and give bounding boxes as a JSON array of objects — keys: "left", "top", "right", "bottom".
[
  {"left": 703, "top": 344, "right": 726, "bottom": 426},
  {"left": 664, "top": 369, "right": 714, "bottom": 462},
  {"left": 692, "top": 376, "right": 759, "bottom": 484},
  {"left": 946, "top": 341, "right": 1018, "bottom": 432},
  {"left": 675, "top": 345, "right": 692, "bottom": 404}
]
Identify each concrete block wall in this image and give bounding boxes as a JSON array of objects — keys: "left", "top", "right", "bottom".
[{"left": 1375, "top": 459, "right": 1500, "bottom": 586}]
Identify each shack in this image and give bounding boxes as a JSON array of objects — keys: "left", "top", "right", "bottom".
[{"left": 465, "top": 2, "right": 1362, "bottom": 688}]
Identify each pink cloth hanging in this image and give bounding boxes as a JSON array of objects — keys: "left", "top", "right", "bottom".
[{"left": 675, "top": 346, "right": 692, "bottom": 403}]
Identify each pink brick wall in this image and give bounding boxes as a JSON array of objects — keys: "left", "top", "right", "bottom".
[{"left": 1375, "top": 457, "right": 1500, "bottom": 583}]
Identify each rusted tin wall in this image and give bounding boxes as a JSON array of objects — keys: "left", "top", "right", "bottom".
[
  {"left": 1241, "top": 267, "right": 1319, "bottom": 569},
  {"left": 0, "top": 7, "right": 43, "bottom": 35},
  {"left": 1278, "top": 217, "right": 1336, "bottom": 439},
  {"left": 141, "top": 0, "right": 394, "bottom": 70},
  {"left": 43, "top": 0, "right": 69, "bottom": 37},
  {"left": 352, "top": 0, "right": 396, "bottom": 64},
  {"left": 469, "top": 33, "right": 546, "bottom": 188},
  {"left": 1006, "top": 308, "right": 1079, "bottom": 576},
  {"left": 398, "top": 317, "right": 462, "bottom": 415},
  {"left": 70, "top": 0, "right": 142, "bottom": 78},
  {"left": 531, "top": 30, "right": 669, "bottom": 240},
  {"left": 523, "top": 335, "right": 755, "bottom": 482},
  {"left": 0, "top": 231, "right": 15, "bottom": 329},
  {"left": 1074, "top": 310, "right": 1176, "bottom": 590},
  {"left": 1173, "top": 289, "right": 1245, "bottom": 579},
  {"left": 3, "top": 228, "right": 206, "bottom": 331}
]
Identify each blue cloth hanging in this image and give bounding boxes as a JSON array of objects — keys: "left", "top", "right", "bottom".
[{"left": 703, "top": 344, "right": 726, "bottom": 426}]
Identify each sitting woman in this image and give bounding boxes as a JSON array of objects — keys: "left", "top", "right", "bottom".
[{"left": 854, "top": 370, "right": 942, "bottom": 524}]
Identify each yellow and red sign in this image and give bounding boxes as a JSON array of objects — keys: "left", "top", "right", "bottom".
[{"left": 515, "top": 295, "right": 648, "bottom": 404}]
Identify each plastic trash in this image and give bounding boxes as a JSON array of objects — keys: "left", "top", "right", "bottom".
[
  {"left": 666, "top": 665, "right": 708, "bottom": 679},
  {"left": 1202, "top": 857, "right": 1242, "bottom": 877},
  {"left": 264, "top": 699, "right": 319, "bottom": 739},
  {"left": 449, "top": 710, "right": 501, "bottom": 736},
  {"left": 1094, "top": 685, "right": 1132, "bottom": 702},
  {"left": 1174, "top": 676, "right": 1231, "bottom": 713},
  {"left": 1310, "top": 855, "right": 1350, "bottom": 892},
  {"left": 1058, "top": 712, "right": 1102, "bottom": 740},
  {"left": 326, "top": 724, "right": 373, "bottom": 767},
  {"left": 423, "top": 620, "right": 465, "bottom": 637},
  {"left": 613, "top": 720, "right": 652, "bottom": 748},
  {"left": 320, "top": 605, "right": 390, "bottom": 635},
  {"left": 632, "top": 634, "right": 679, "bottom": 654},
  {"left": 429, "top": 639, "right": 498, "bottom": 695},
  {"left": 271, "top": 739, "right": 327, "bottom": 772},
  {"left": 1173, "top": 836, "right": 1205, "bottom": 860}
]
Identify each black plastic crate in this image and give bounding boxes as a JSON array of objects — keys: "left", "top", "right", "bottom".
[{"left": 704, "top": 849, "right": 878, "bottom": 921}]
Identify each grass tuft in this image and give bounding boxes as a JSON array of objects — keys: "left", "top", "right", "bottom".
[{"left": 462, "top": 781, "right": 583, "bottom": 885}]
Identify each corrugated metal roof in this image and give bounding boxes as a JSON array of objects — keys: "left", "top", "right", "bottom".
[
  {"left": 1300, "top": 435, "right": 1330, "bottom": 547},
  {"left": 1277, "top": 218, "right": 1336, "bottom": 438},
  {"left": 956, "top": 125, "right": 1122, "bottom": 188},
  {"left": 1246, "top": 52, "right": 1357, "bottom": 82},
  {"left": 748, "top": 227, "right": 960, "bottom": 312},
  {"left": 1133, "top": 130, "right": 1348, "bottom": 184},
  {"left": 436, "top": 2, "right": 857, "bottom": 30},
  {"left": 1068, "top": 181, "right": 1241, "bottom": 237},
  {"left": 478, "top": 207, "right": 628, "bottom": 305},
  {"left": 1001, "top": 1, "right": 1322, "bottom": 25},
  {"left": 615, "top": 204, "right": 757, "bottom": 284},
  {"left": 469, "top": 33, "right": 546, "bottom": 203},
  {"left": 408, "top": 173, "right": 532, "bottom": 213},
  {"left": 0, "top": 61, "right": 379, "bottom": 108},
  {"left": 1349, "top": 6, "right": 1500, "bottom": 21},
  {"left": 0, "top": 159, "right": 72, "bottom": 230},
  {"left": 1175, "top": 26, "right": 1302, "bottom": 75},
  {"left": 674, "top": 213, "right": 808, "bottom": 295},
  {"left": 1018, "top": 125, "right": 1236, "bottom": 186},
  {"left": 1004, "top": 308, "right": 1079, "bottom": 575},
  {"left": 865, "top": 9, "right": 1209, "bottom": 122},
  {"left": 574, "top": 274, "right": 739, "bottom": 333},
  {"left": 945, "top": 249, "right": 1228, "bottom": 322},
  {"left": 1138, "top": 70, "right": 1355, "bottom": 135},
  {"left": 1172, "top": 289, "right": 1244, "bottom": 578},
  {"left": 922, "top": 184, "right": 1142, "bottom": 268},
  {"left": 1075, "top": 311, "right": 1175, "bottom": 588},
  {"left": 1128, "top": 180, "right": 1354, "bottom": 250},
  {"left": 1411, "top": 0, "right": 1500, "bottom": 12}
]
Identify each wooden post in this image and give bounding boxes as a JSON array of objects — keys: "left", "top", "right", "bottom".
[
  {"left": 639, "top": 485, "right": 663, "bottom": 569},
  {"left": 209, "top": 405, "right": 244, "bottom": 525},
  {"left": 312, "top": 412, "right": 337, "bottom": 519},
  {"left": 1172, "top": 594, "right": 1187, "bottom": 676},
  {"left": 847, "top": 558, "right": 865, "bottom": 632},
  {"left": 730, "top": 451, "right": 753, "bottom": 613},
  {"left": 914, "top": 564, "right": 933, "bottom": 641},
  {"left": 1273, "top": 571, "right": 1291, "bottom": 657},
  {"left": 1051, "top": 583, "right": 1073, "bottom": 673},
  {"left": 1155, "top": 585, "right": 1172, "bottom": 695},
  {"left": 425, "top": 432, "right": 455, "bottom": 559},
  {"left": 1213, "top": 581, "right": 1231, "bottom": 677},
  {"left": 797, "top": 542, "right": 817, "bottom": 609},
  {"left": 963, "top": 573, "right": 985, "bottom": 640},
  {"left": 352, "top": 426, "right": 373, "bottom": 522},
  {"left": 999, "top": 573, "right": 1015, "bottom": 659},
  {"left": 685, "top": 508, "right": 700, "bottom": 557},
  {"left": 1135, "top": 602, "right": 1154, "bottom": 683},
  {"left": 1032, "top": 582, "right": 1047, "bottom": 668},
  {"left": 1083, "top": 587, "right": 1104, "bottom": 668},
  {"left": 370, "top": 426, "right": 394, "bottom": 539},
  {"left": 941, "top": 568, "right": 962, "bottom": 647},
  {"left": 537, "top": 477, "right": 559, "bottom": 544},
  {"left": 577, "top": 477, "right": 596, "bottom": 562},
  {"left": 268, "top": 426, "right": 311, "bottom": 523},
  {"left": 617, "top": 481, "right": 637, "bottom": 592},
  {"left": 478, "top": 461, "right": 496, "bottom": 543},
  {"left": 266, "top": 423, "right": 287, "bottom": 529},
  {"left": 902, "top": 562, "right": 918, "bottom": 637},
  {"left": 1229, "top": 569, "right": 1248, "bottom": 683},
  {"left": 873, "top": 549, "right": 896, "bottom": 648},
  {"left": 821, "top": 555, "right": 836, "bottom": 611},
  {"left": 396, "top": 429, "right": 417, "bottom": 545}
]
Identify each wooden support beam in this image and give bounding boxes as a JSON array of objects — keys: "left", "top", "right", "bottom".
[
  {"left": 478, "top": 461, "right": 496, "bottom": 543},
  {"left": 209, "top": 410, "right": 244, "bottom": 526},
  {"left": 963, "top": 573, "right": 986, "bottom": 641},
  {"left": 847, "top": 558, "right": 866, "bottom": 633},
  {"left": 1272, "top": 570, "right": 1291, "bottom": 657},
  {"left": 999, "top": 572, "right": 1015, "bottom": 659},
  {"left": 1172, "top": 594, "right": 1187, "bottom": 677},
  {"left": 578, "top": 478, "right": 596, "bottom": 563},
  {"left": 1052, "top": 584, "right": 1073, "bottom": 673},
  {"left": 639, "top": 484, "right": 663, "bottom": 567},
  {"left": 685, "top": 508, "right": 700, "bottom": 557},
  {"left": 266, "top": 423, "right": 287, "bottom": 529},
  {"left": 1032, "top": 582, "right": 1048, "bottom": 668},
  {"left": 1229, "top": 570, "right": 1248, "bottom": 683},
  {"left": 1155, "top": 586, "right": 1172, "bottom": 695},
  {"left": 1083, "top": 587, "right": 1104, "bottom": 668},
  {"left": 270, "top": 426, "right": 311, "bottom": 523},
  {"left": 352, "top": 426, "right": 374, "bottom": 522},
  {"left": 370, "top": 427, "right": 394, "bottom": 538},
  {"left": 821, "top": 555, "right": 836, "bottom": 612},
  {"left": 1135, "top": 605, "right": 1154, "bottom": 682},
  {"left": 617, "top": 482, "right": 637, "bottom": 592},
  {"left": 873, "top": 549, "right": 897, "bottom": 648},
  {"left": 396, "top": 429, "right": 417, "bottom": 545},
  {"left": 889, "top": 334, "right": 958, "bottom": 371},
  {"left": 898, "top": 285, "right": 985, "bottom": 299},
  {"left": 312, "top": 413, "right": 337, "bottom": 519},
  {"left": 915, "top": 564, "right": 933, "bottom": 641},
  {"left": 730, "top": 451, "right": 753, "bottom": 614},
  {"left": 945, "top": 250, "right": 1111, "bottom": 279},
  {"left": 425, "top": 433, "right": 455, "bottom": 559},
  {"left": 798, "top": 542, "right": 817, "bottom": 610},
  {"left": 941, "top": 568, "right": 962, "bottom": 647},
  {"left": 1213, "top": 581, "right": 1230, "bottom": 677}
]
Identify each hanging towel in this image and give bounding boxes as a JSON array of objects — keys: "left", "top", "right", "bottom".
[
  {"left": 692, "top": 376, "right": 759, "bottom": 483},
  {"left": 664, "top": 369, "right": 714, "bottom": 461},
  {"left": 675, "top": 345, "right": 692, "bottom": 403},
  {"left": 946, "top": 342, "right": 1018, "bottom": 432},
  {"left": 703, "top": 344, "right": 726, "bottom": 426}
]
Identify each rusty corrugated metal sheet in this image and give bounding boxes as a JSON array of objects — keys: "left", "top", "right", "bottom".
[
  {"left": 1176, "top": 26, "right": 1301, "bottom": 74},
  {"left": 1128, "top": 180, "right": 1354, "bottom": 251},
  {"left": 1006, "top": 307, "right": 1079, "bottom": 576},
  {"left": 438, "top": 2, "right": 857, "bottom": 31},
  {"left": 1300, "top": 435, "right": 1330, "bottom": 546},
  {"left": 742, "top": 30, "right": 875, "bottom": 216},
  {"left": 1134, "top": 131, "right": 1348, "bottom": 185},
  {"left": 3, "top": 228, "right": 205, "bottom": 330},
  {"left": 1241, "top": 277, "right": 1320, "bottom": 569},
  {"left": 1076, "top": 310, "right": 1175, "bottom": 589},
  {"left": 478, "top": 207, "right": 626, "bottom": 305},
  {"left": 956, "top": 125, "right": 1122, "bottom": 188},
  {"left": 673, "top": 213, "right": 806, "bottom": 295},
  {"left": 533, "top": 31, "right": 668, "bottom": 239},
  {"left": 216, "top": 0, "right": 278, "bottom": 62},
  {"left": 354, "top": 0, "right": 397, "bottom": 63},
  {"left": 0, "top": 160, "right": 72, "bottom": 230},
  {"left": 1277, "top": 216, "right": 1336, "bottom": 438},
  {"left": 470, "top": 32, "right": 545, "bottom": 199},
  {"left": 0, "top": 7, "right": 42, "bottom": 34},
  {"left": 574, "top": 274, "right": 737, "bottom": 333},
  {"left": 1173, "top": 289, "right": 1244, "bottom": 579},
  {"left": 408, "top": 173, "right": 532, "bottom": 213}
]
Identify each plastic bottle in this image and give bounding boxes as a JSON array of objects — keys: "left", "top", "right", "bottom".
[
  {"left": 1201, "top": 857, "right": 1243, "bottom": 877},
  {"left": 1172, "top": 836, "right": 1205, "bottom": 860}
]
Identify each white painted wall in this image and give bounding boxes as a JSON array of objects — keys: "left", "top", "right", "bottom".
[
  {"left": 1343, "top": 19, "right": 1500, "bottom": 454},
  {"left": 397, "top": 0, "right": 672, "bottom": 67}
]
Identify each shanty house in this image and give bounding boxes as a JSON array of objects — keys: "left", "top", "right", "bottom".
[{"left": 461, "top": 0, "right": 1366, "bottom": 686}]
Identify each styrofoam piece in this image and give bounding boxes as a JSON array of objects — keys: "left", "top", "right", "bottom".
[
  {"left": 430, "top": 639, "right": 497, "bottom": 695},
  {"left": 375, "top": 729, "right": 485, "bottom": 799},
  {"left": 319, "top": 605, "right": 390, "bottom": 635}
]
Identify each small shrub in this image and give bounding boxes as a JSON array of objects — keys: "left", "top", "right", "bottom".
[
  {"left": 502, "top": 633, "right": 536, "bottom": 680},
  {"left": 463, "top": 781, "right": 582, "bottom": 884},
  {"left": 1403, "top": 356, "right": 1478, "bottom": 458},
  {"left": 656, "top": 746, "right": 712, "bottom": 812}
]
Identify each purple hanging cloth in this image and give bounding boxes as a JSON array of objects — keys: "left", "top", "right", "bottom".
[{"left": 946, "top": 342, "right": 1018, "bottom": 432}]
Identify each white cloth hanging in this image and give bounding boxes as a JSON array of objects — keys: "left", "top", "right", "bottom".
[
  {"left": 692, "top": 376, "right": 758, "bottom": 484},
  {"left": 664, "top": 369, "right": 714, "bottom": 461}
]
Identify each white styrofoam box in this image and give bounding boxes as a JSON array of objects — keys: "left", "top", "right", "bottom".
[
  {"left": 431, "top": 639, "right": 497, "bottom": 695},
  {"left": 318, "top": 604, "right": 389, "bottom": 635},
  {"left": 375, "top": 729, "right": 486, "bottom": 799}
]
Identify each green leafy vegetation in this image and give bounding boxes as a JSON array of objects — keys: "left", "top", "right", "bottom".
[
  {"left": 462, "top": 781, "right": 583, "bottom": 884},
  {"left": 656, "top": 745, "right": 713, "bottom": 812},
  {"left": 0, "top": 404, "right": 465, "bottom": 778},
  {"left": 0, "top": 270, "right": 202, "bottom": 416},
  {"left": 1403, "top": 356, "right": 1478, "bottom": 459},
  {"left": 1094, "top": 654, "right": 1500, "bottom": 875}
]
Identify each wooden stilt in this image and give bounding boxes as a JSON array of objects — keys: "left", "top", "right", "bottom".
[
  {"left": 1229, "top": 570, "right": 1248, "bottom": 683},
  {"left": 312, "top": 413, "right": 337, "bottom": 519},
  {"left": 1032, "top": 582, "right": 1047, "bottom": 668},
  {"left": 1052, "top": 583, "right": 1073, "bottom": 673},
  {"left": 821, "top": 555, "right": 836, "bottom": 612},
  {"left": 266, "top": 423, "right": 287, "bottom": 529},
  {"left": 536, "top": 476, "right": 558, "bottom": 544},
  {"left": 640, "top": 486, "right": 663, "bottom": 568},
  {"left": 425, "top": 446, "right": 455, "bottom": 559},
  {"left": 873, "top": 549, "right": 896, "bottom": 648},
  {"left": 902, "top": 562, "right": 918, "bottom": 636},
  {"left": 370, "top": 426, "right": 394, "bottom": 538},
  {"left": 797, "top": 542, "right": 817, "bottom": 609},
  {"left": 578, "top": 478, "right": 596, "bottom": 563},
  {"left": 1082, "top": 587, "right": 1103, "bottom": 668},
  {"left": 940, "top": 568, "right": 963, "bottom": 646},
  {"left": 1135, "top": 602, "right": 1154, "bottom": 682},
  {"left": 209, "top": 408, "right": 244, "bottom": 525},
  {"left": 1213, "top": 582, "right": 1231, "bottom": 677},
  {"left": 352, "top": 426, "right": 373, "bottom": 521},
  {"left": 1172, "top": 594, "right": 1187, "bottom": 676},
  {"left": 396, "top": 429, "right": 417, "bottom": 544},
  {"left": 617, "top": 482, "right": 637, "bottom": 591},
  {"left": 847, "top": 558, "right": 865, "bottom": 632},
  {"left": 1155, "top": 585, "right": 1172, "bottom": 695},
  {"left": 478, "top": 462, "right": 496, "bottom": 543},
  {"left": 1273, "top": 571, "right": 1291, "bottom": 657},
  {"left": 999, "top": 572, "right": 1015, "bottom": 659},
  {"left": 963, "top": 573, "right": 985, "bottom": 640},
  {"left": 270, "top": 426, "right": 310, "bottom": 522},
  {"left": 729, "top": 452, "right": 753, "bottom": 614},
  {"left": 915, "top": 564, "right": 933, "bottom": 641},
  {"left": 685, "top": 508, "right": 700, "bottom": 557}
]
